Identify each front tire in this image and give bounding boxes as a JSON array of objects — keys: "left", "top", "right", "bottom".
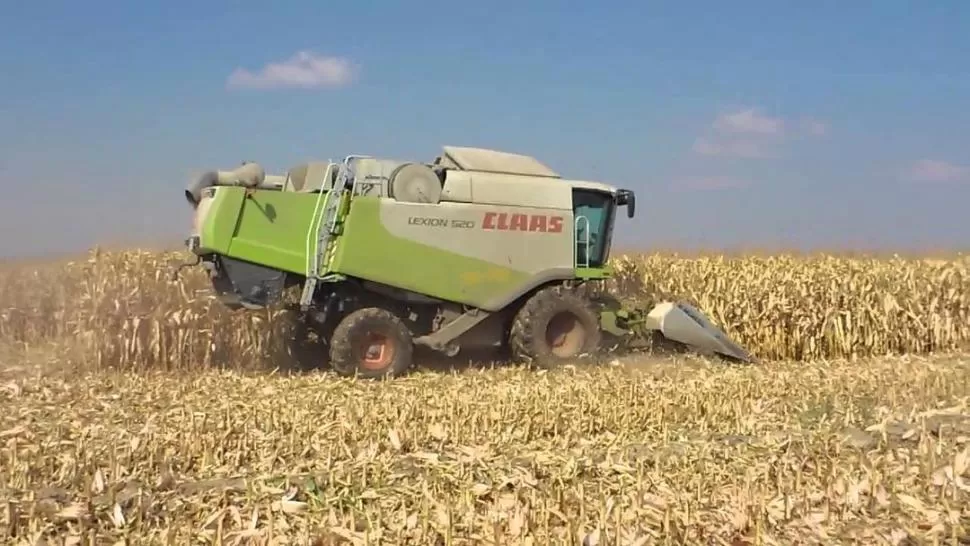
[
  {"left": 508, "top": 285, "right": 602, "bottom": 368},
  {"left": 329, "top": 307, "right": 414, "bottom": 379}
]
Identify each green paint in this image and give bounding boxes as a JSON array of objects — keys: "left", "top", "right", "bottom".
[
  {"left": 598, "top": 310, "right": 627, "bottom": 336},
  {"left": 574, "top": 266, "right": 611, "bottom": 280},
  {"left": 198, "top": 187, "right": 242, "bottom": 255},
  {"left": 304, "top": 188, "right": 334, "bottom": 273},
  {"left": 330, "top": 196, "right": 533, "bottom": 309},
  {"left": 201, "top": 187, "right": 320, "bottom": 275}
]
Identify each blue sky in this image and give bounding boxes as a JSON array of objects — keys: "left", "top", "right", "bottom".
[{"left": 2, "top": 1, "right": 969, "bottom": 257}]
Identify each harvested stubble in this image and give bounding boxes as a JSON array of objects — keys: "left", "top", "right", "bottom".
[
  {"left": 2, "top": 249, "right": 969, "bottom": 369},
  {"left": 1, "top": 352, "right": 969, "bottom": 544}
]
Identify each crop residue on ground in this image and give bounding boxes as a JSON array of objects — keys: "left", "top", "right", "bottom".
[{"left": 2, "top": 352, "right": 969, "bottom": 544}]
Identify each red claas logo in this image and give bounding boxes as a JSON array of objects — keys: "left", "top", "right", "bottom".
[{"left": 482, "top": 212, "right": 564, "bottom": 233}]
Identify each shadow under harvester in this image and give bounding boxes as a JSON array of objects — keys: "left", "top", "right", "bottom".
[{"left": 272, "top": 314, "right": 751, "bottom": 377}]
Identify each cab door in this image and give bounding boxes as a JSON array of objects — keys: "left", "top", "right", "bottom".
[{"left": 571, "top": 189, "right": 616, "bottom": 268}]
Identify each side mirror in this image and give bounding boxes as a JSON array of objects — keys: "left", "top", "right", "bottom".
[{"left": 617, "top": 189, "right": 636, "bottom": 218}]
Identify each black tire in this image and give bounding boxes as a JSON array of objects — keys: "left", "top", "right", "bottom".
[
  {"left": 508, "top": 285, "right": 602, "bottom": 368},
  {"left": 329, "top": 307, "right": 414, "bottom": 379}
]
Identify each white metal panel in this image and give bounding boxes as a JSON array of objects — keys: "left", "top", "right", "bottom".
[{"left": 441, "top": 146, "right": 561, "bottom": 178}]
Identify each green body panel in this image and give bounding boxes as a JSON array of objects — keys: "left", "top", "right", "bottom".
[
  {"left": 201, "top": 187, "right": 319, "bottom": 275},
  {"left": 575, "top": 266, "right": 611, "bottom": 280},
  {"left": 329, "top": 196, "right": 533, "bottom": 308},
  {"left": 197, "top": 188, "right": 242, "bottom": 255}
]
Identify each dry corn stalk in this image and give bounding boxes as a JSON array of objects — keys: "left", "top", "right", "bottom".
[{"left": 1, "top": 249, "right": 968, "bottom": 369}]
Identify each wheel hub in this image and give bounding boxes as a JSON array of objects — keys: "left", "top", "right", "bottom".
[
  {"left": 358, "top": 333, "right": 395, "bottom": 370},
  {"left": 545, "top": 312, "right": 587, "bottom": 358}
]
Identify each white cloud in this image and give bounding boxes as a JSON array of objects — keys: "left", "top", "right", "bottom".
[
  {"left": 692, "top": 107, "right": 827, "bottom": 159},
  {"left": 226, "top": 51, "right": 357, "bottom": 90},
  {"left": 906, "top": 159, "right": 969, "bottom": 183},
  {"left": 712, "top": 108, "right": 784, "bottom": 135}
]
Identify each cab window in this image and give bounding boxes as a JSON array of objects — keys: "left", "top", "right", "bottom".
[{"left": 572, "top": 189, "right": 615, "bottom": 268}]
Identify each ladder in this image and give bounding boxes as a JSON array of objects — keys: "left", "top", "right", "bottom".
[{"left": 298, "top": 155, "right": 365, "bottom": 310}]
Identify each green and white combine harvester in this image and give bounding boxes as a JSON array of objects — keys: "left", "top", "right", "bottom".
[{"left": 180, "top": 146, "right": 754, "bottom": 378}]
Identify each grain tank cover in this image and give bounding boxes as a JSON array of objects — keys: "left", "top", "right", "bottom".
[
  {"left": 439, "top": 146, "right": 561, "bottom": 178},
  {"left": 287, "top": 161, "right": 335, "bottom": 193}
]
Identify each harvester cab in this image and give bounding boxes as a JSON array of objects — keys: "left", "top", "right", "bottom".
[{"left": 179, "top": 145, "right": 754, "bottom": 378}]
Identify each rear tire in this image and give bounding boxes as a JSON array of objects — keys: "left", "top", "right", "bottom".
[
  {"left": 329, "top": 307, "right": 414, "bottom": 379},
  {"left": 509, "top": 285, "right": 602, "bottom": 368}
]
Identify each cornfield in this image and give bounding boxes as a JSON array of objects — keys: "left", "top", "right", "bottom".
[
  {"left": 2, "top": 248, "right": 970, "bottom": 543},
  {"left": 1, "top": 248, "right": 968, "bottom": 370}
]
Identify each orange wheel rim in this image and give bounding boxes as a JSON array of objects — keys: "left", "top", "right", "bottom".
[
  {"left": 357, "top": 333, "right": 395, "bottom": 370},
  {"left": 545, "top": 312, "right": 587, "bottom": 358}
]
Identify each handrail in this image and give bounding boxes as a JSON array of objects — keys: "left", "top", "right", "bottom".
[
  {"left": 299, "top": 154, "right": 373, "bottom": 309},
  {"left": 304, "top": 162, "right": 336, "bottom": 278}
]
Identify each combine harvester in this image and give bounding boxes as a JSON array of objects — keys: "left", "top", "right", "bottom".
[{"left": 179, "top": 146, "right": 754, "bottom": 378}]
